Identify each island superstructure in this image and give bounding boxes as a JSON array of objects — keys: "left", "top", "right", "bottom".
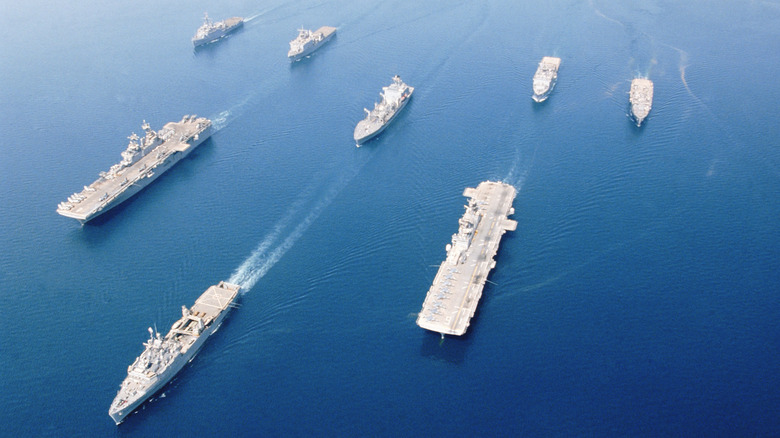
[
  {"left": 288, "top": 26, "right": 337, "bottom": 61},
  {"left": 532, "top": 56, "right": 561, "bottom": 102},
  {"left": 109, "top": 281, "right": 240, "bottom": 425},
  {"left": 416, "top": 181, "right": 517, "bottom": 336},
  {"left": 56, "top": 115, "right": 211, "bottom": 224},
  {"left": 629, "top": 78, "right": 653, "bottom": 126},
  {"left": 353, "top": 75, "right": 414, "bottom": 146},
  {"left": 192, "top": 13, "right": 244, "bottom": 47}
]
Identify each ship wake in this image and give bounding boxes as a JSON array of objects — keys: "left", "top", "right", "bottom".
[
  {"left": 503, "top": 142, "right": 538, "bottom": 193},
  {"left": 227, "top": 152, "right": 375, "bottom": 293}
]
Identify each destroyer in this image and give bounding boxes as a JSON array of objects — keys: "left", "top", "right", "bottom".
[
  {"left": 417, "top": 181, "right": 517, "bottom": 336},
  {"left": 109, "top": 281, "right": 240, "bottom": 425},
  {"left": 192, "top": 13, "right": 243, "bottom": 47},
  {"left": 353, "top": 75, "right": 414, "bottom": 146},
  {"left": 288, "top": 26, "right": 337, "bottom": 61},
  {"left": 532, "top": 56, "right": 561, "bottom": 102},
  {"left": 629, "top": 78, "right": 653, "bottom": 126},
  {"left": 57, "top": 115, "right": 211, "bottom": 224}
]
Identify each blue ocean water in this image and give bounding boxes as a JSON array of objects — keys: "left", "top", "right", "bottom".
[{"left": 1, "top": 0, "right": 779, "bottom": 435}]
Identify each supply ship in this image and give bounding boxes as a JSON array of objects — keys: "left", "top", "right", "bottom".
[
  {"left": 192, "top": 13, "right": 243, "bottom": 47},
  {"left": 109, "top": 281, "right": 240, "bottom": 425},
  {"left": 353, "top": 75, "right": 414, "bottom": 146},
  {"left": 629, "top": 78, "right": 653, "bottom": 126},
  {"left": 416, "top": 181, "right": 517, "bottom": 337},
  {"left": 56, "top": 115, "right": 211, "bottom": 224},
  {"left": 288, "top": 26, "right": 337, "bottom": 61},
  {"left": 532, "top": 56, "right": 561, "bottom": 102}
]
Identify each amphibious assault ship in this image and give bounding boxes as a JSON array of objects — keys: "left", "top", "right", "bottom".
[
  {"left": 192, "top": 13, "right": 243, "bottom": 47},
  {"left": 353, "top": 75, "right": 414, "bottom": 146},
  {"left": 532, "top": 56, "right": 561, "bottom": 102},
  {"left": 109, "top": 281, "right": 240, "bottom": 425},
  {"left": 629, "top": 78, "right": 653, "bottom": 126},
  {"left": 56, "top": 115, "right": 211, "bottom": 224},
  {"left": 288, "top": 26, "right": 337, "bottom": 61},
  {"left": 416, "top": 181, "right": 517, "bottom": 337}
]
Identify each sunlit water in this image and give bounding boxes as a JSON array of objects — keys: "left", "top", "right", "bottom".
[{"left": 1, "top": 0, "right": 779, "bottom": 435}]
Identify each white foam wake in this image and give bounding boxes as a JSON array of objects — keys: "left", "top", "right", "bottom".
[
  {"left": 227, "top": 153, "right": 373, "bottom": 293},
  {"left": 503, "top": 143, "right": 537, "bottom": 192}
]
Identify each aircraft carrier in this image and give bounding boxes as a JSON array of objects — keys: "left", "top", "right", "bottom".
[
  {"left": 192, "top": 13, "right": 244, "bottom": 47},
  {"left": 353, "top": 75, "right": 413, "bottom": 145},
  {"left": 109, "top": 281, "right": 240, "bottom": 425},
  {"left": 629, "top": 78, "right": 653, "bottom": 126},
  {"left": 288, "top": 26, "right": 337, "bottom": 61},
  {"left": 56, "top": 115, "right": 211, "bottom": 224},
  {"left": 532, "top": 56, "right": 561, "bottom": 102},
  {"left": 416, "top": 181, "right": 517, "bottom": 336}
]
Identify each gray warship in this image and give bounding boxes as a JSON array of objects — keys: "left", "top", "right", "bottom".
[
  {"left": 192, "top": 13, "right": 244, "bottom": 47},
  {"left": 56, "top": 115, "right": 211, "bottom": 224},
  {"left": 629, "top": 78, "right": 653, "bottom": 126},
  {"left": 288, "top": 26, "right": 337, "bottom": 61},
  {"left": 416, "top": 181, "right": 517, "bottom": 337},
  {"left": 353, "top": 75, "right": 414, "bottom": 146},
  {"left": 532, "top": 56, "right": 561, "bottom": 102},
  {"left": 109, "top": 281, "right": 240, "bottom": 425}
]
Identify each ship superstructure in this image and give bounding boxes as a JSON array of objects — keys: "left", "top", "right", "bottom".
[
  {"left": 532, "top": 56, "right": 561, "bottom": 102},
  {"left": 417, "top": 181, "right": 517, "bottom": 336},
  {"left": 56, "top": 115, "right": 211, "bottom": 224},
  {"left": 629, "top": 78, "right": 653, "bottom": 126},
  {"left": 353, "top": 75, "right": 414, "bottom": 145},
  {"left": 192, "top": 13, "right": 244, "bottom": 47},
  {"left": 288, "top": 26, "right": 337, "bottom": 61},
  {"left": 109, "top": 281, "right": 240, "bottom": 425}
]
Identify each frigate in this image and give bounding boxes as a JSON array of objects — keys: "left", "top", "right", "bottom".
[
  {"left": 192, "top": 13, "right": 244, "bottom": 47},
  {"left": 288, "top": 26, "right": 337, "bottom": 61},
  {"left": 109, "top": 281, "right": 240, "bottom": 425},
  {"left": 353, "top": 75, "right": 414, "bottom": 146},
  {"left": 417, "top": 181, "right": 517, "bottom": 337},
  {"left": 532, "top": 56, "right": 561, "bottom": 102},
  {"left": 629, "top": 78, "right": 653, "bottom": 126},
  {"left": 56, "top": 115, "right": 211, "bottom": 224}
]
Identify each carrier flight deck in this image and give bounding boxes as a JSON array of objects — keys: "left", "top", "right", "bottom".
[{"left": 416, "top": 181, "right": 517, "bottom": 336}]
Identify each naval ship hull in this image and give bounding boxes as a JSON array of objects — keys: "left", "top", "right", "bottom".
[
  {"left": 289, "top": 26, "right": 337, "bottom": 61},
  {"left": 532, "top": 56, "right": 561, "bottom": 103},
  {"left": 416, "top": 181, "right": 517, "bottom": 336},
  {"left": 354, "top": 92, "right": 412, "bottom": 145},
  {"left": 630, "top": 106, "right": 650, "bottom": 127},
  {"left": 629, "top": 78, "right": 653, "bottom": 127},
  {"left": 109, "top": 283, "right": 238, "bottom": 425},
  {"left": 193, "top": 18, "right": 243, "bottom": 47},
  {"left": 532, "top": 76, "right": 556, "bottom": 102},
  {"left": 58, "top": 126, "right": 211, "bottom": 224},
  {"left": 109, "top": 307, "right": 231, "bottom": 424}
]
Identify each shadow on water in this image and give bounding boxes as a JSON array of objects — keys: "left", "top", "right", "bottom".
[
  {"left": 419, "top": 330, "right": 469, "bottom": 365},
  {"left": 531, "top": 97, "right": 555, "bottom": 115}
]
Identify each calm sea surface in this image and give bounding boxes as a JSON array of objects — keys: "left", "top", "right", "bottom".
[{"left": 1, "top": 0, "right": 779, "bottom": 436}]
